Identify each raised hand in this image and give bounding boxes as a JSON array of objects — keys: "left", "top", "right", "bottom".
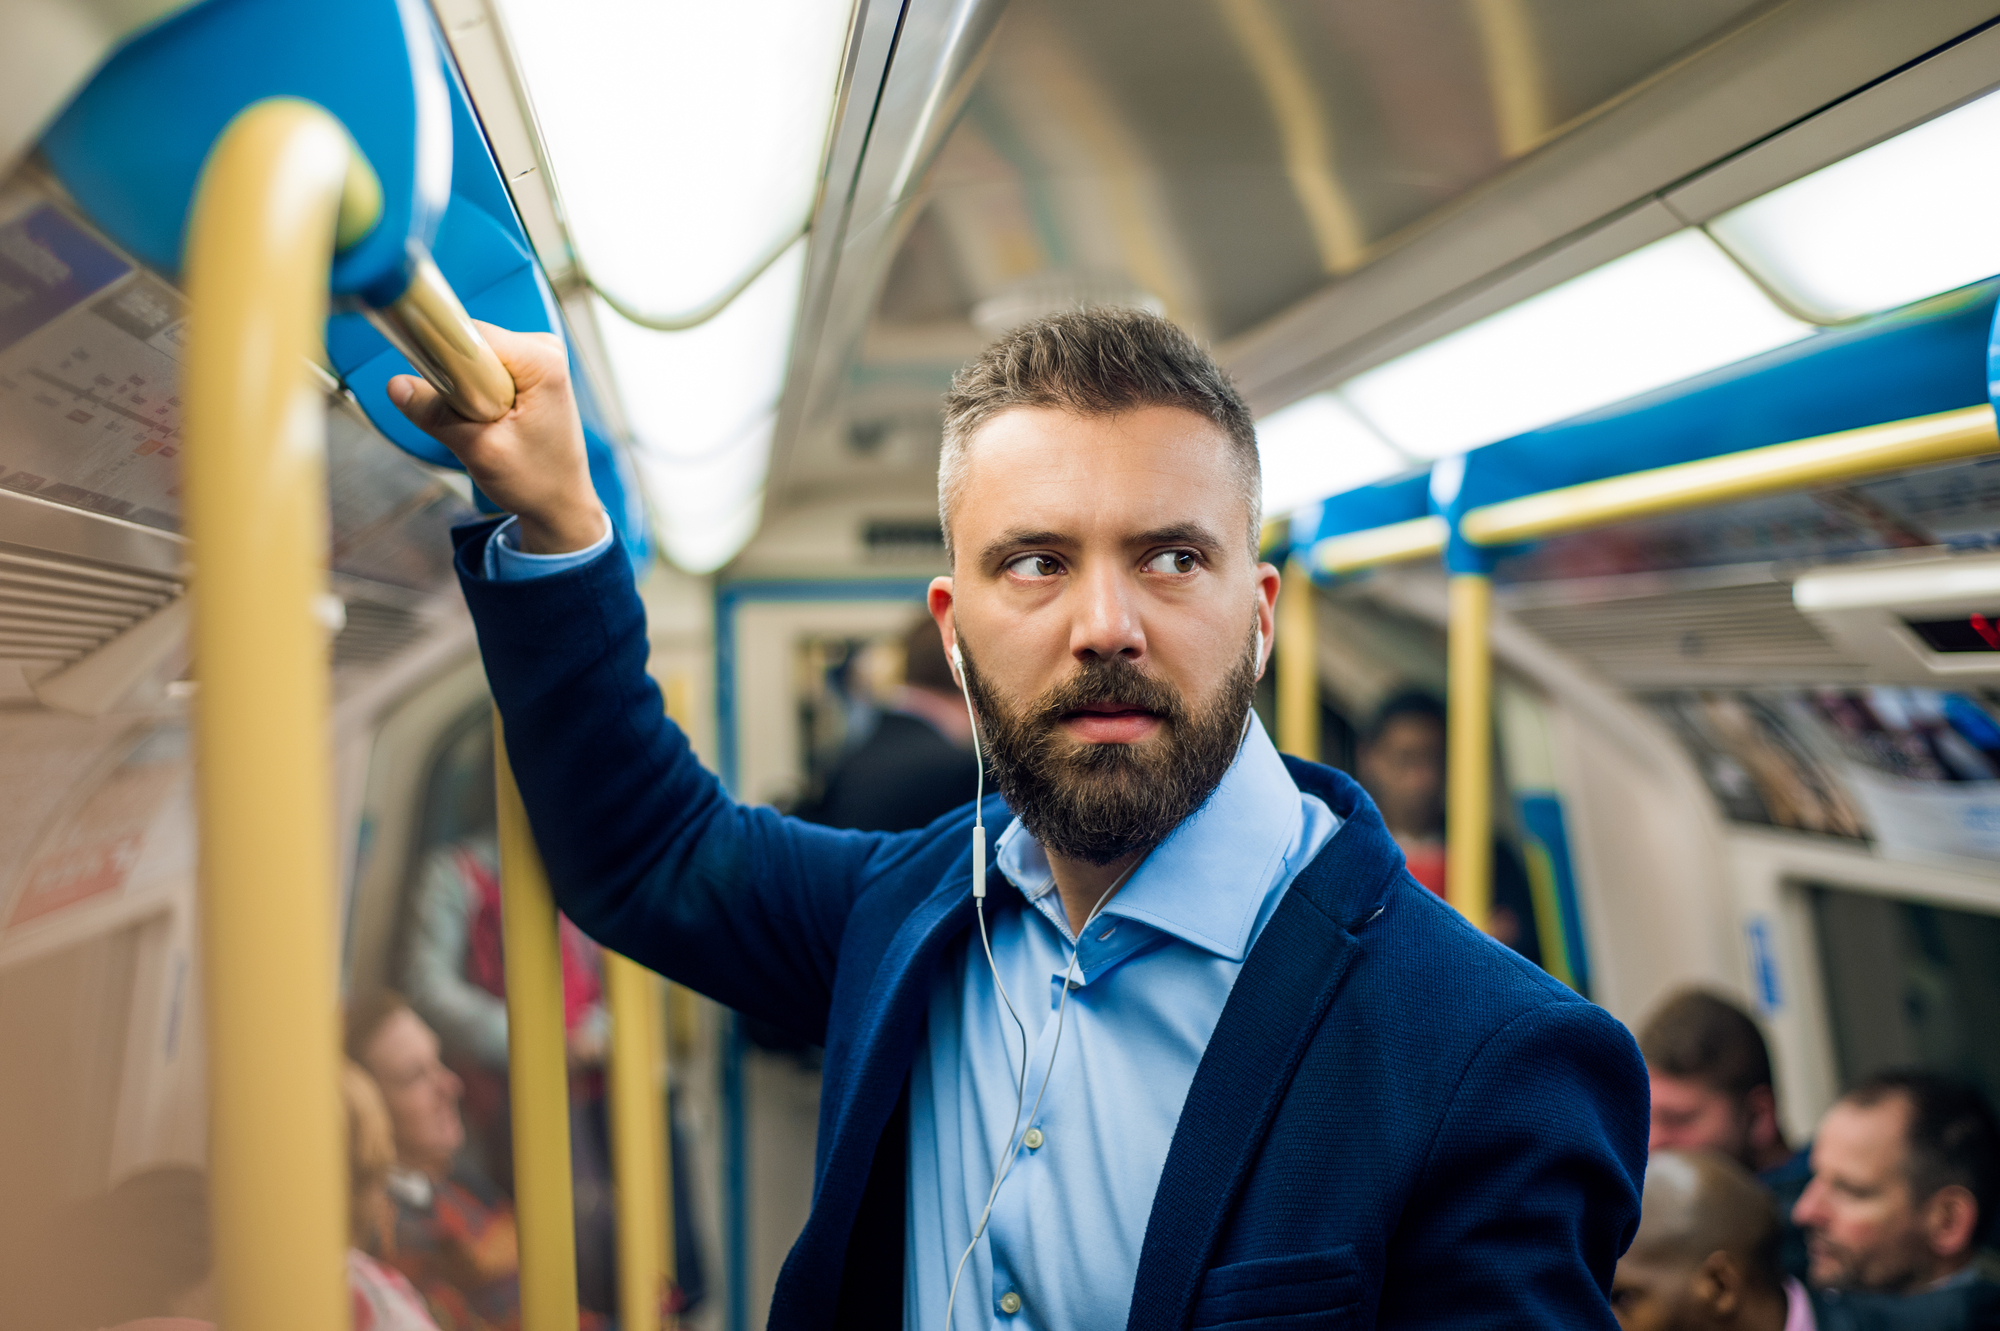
[{"left": 387, "top": 323, "right": 606, "bottom": 554}]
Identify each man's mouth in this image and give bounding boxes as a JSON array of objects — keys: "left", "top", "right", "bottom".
[{"left": 1060, "top": 700, "right": 1164, "bottom": 744}]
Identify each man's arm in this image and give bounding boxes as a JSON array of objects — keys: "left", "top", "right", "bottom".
[
  {"left": 394, "top": 333, "right": 938, "bottom": 1041},
  {"left": 1381, "top": 999, "right": 1649, "bottom": 1329}
]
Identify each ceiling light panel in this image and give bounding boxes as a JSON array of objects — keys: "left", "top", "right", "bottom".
[
  {"left": 496, "top": 0, "right": 852, "bottom": 316},
  {"left": 1256, "top": 393, "right": 1410, "bottom": 516},
  {"left": 594, "top": 244, "right": 807, "bottom": 573},
  {"left": 1707, "top": 89, "right": 2000, "bottom": 322},
  {"left": 1339, "top": 230, "right": 1812, "bottom": 460}
]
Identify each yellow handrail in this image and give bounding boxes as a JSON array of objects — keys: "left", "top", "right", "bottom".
[
  {"left": 1310, "top": 514, "right": 1447, "bottom": 576},
  {"left": 1276, "top": 558, "right": 1320, "bottom": 759},
  {"left": 1459, "top": 404, "right": 1999, "bottom": 546},
  {"left": 607, "top": 951, "right": 671, "bottom": 1331},
  {"left": 1446, "top": 575, "right": 1493, "bottom": 934},
  {"left": 494, "top": 716, "right": 583, "bottom": 1331},
  {"left": 183, "top": 97, "right": 367, "bottom": 1331}
]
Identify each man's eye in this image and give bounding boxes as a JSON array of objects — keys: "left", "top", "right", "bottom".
[
  {"left": 1145, "top": 550, "right": 1198, "bottom": 574},
  {"left": 1005, "top": 554, "right": 1062, "bottom": 579}
]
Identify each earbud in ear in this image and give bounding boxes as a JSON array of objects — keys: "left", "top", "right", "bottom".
[
  {"left": 950, "top": 641, "right": 965, "bottom": 689},
  {"left": 1255, "top": 627, "right": 1265, "bottom": 665}
]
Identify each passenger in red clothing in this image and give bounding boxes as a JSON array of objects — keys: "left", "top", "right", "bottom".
[{"left": 347, "top": 992, "right": 602, "bottom": 1331}]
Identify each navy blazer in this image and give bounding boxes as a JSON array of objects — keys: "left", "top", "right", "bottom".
[{"left": 454, "top": 521, "right": 1649, "bottom": 1330}]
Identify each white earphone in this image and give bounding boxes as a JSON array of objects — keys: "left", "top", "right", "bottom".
[{"left": 940, "top": 633, "right": 1138, "bottom": 1328}]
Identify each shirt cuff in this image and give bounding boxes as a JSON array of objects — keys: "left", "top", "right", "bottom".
[{"left": 483, "top": 511, "right": 613, "bottom": 581}]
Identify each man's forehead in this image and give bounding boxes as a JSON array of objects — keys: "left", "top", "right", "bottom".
[{"left": 955, "top": 405, "right": 1247, "bottom": 538}]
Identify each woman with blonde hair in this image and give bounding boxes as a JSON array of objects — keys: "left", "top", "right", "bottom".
[{"left": 344, "top": 1059, "right": 443, "bottom": 1331}]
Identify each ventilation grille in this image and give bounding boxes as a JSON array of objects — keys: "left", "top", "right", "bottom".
[
  {"left": 1507, "top": 581, "right": 1866, "bottom": 685},
  {"left": 0, "top": 546, "right": 182, "bottom": 667},
  {"left": 332, "top": 594, "right": 428, "bottom": 668}
]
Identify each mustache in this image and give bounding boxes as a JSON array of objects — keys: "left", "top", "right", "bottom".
[{"left": 1025, "top": 654, "right": 1189, "bottom": 731}]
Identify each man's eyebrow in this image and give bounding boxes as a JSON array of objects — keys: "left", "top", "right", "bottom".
[
  {"left": 1133, "top": 522, "right": 1225, "bottom": 550},
  {"left": 979, "top": 528, "right": 1069, "bottom": 565}
]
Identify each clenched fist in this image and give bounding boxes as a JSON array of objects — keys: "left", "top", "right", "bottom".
[{"left": 388, "top": 323, "right": 606, "bottom": 554}]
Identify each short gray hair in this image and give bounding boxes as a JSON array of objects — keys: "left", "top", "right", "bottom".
[{"left": 937, "top": 308, "right": 1260, "bottom": 562}]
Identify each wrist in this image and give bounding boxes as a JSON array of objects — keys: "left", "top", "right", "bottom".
[{"left": 515, "top": 501, "right": 607, "bottom": 555}]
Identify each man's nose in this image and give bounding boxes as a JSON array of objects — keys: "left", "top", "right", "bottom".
[
  {"left": 1792, "top": 1178, "right": 1824, "bottom": 1227},
  {"left": 1069, "top": 559, "right": 1145, "bottom": 661}
]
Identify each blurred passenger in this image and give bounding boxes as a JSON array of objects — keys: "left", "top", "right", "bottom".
[
  {"left": 1793, "top": 1072, "right": 2000, "bottom": 1297},
  {"left": 1612, "top": 1149, "right": 1996, "bottom": 1331},
  {"left": 1641, "top": 988, "right": 1809, "bottom": 1277},
  {"left": 348, "top": 991, "right": 604, "bottom": 1331},
  {"left": 798, "top": 613, "right": 982, "bottom": 832},
  {"left": 344, "top": 1059, "right": 444, "bottom": 1331},
  {"left": 1354, "top": 689, "right": 1541, "bottom": 963},
  {"left": 401, "top": 819, "right": 616, "bottom": 1315}
]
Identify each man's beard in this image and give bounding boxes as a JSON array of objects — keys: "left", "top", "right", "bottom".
[{"left": 960, "top": 623, "right": 1260, "bottom": 865}]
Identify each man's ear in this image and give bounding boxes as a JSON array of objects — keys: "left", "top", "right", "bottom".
[
  {"left": 1692, "top": 1250, "right": 1746, "bottom": 1319},
  {"left": 1922, "top": 1183, "right": 1980, "bottom": 1259}
]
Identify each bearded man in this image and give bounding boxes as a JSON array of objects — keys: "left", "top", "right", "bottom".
[{"left": 392, "top": 308, "right": 1647, "bottom": 1330}]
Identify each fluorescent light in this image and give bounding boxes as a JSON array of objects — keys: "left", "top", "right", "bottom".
[
  {"left": 495, "top": 0, "right": 851, "bottom": 316},
  {"left": 1340, "top": 230, "right": 1812, "bottom": 459},
  {"left": 595, "top": 244, "right": 806, "bottom": 573},
  {"left": 1708, "top": 90, "right": 2000, "bottom": 321},
  {"left": 1256, "top": 393, "right": 1410, "bottom": 514}
]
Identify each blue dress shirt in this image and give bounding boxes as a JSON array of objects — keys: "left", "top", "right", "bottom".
[
  {"left": 907, "top": 719, "right": 1339, "bottom": 1330},
  {"left": 489, "top": 536, "right": 1341, "bottom": 1329},
  {"left": 482, "top": 512, "right": 613, "bottom": 581}
]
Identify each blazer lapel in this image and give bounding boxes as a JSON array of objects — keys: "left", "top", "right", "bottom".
[{"left": 1125, "top": 764, "right": 1407, "bottom": 1331}]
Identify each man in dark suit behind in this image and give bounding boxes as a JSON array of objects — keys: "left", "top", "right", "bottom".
[{"left": 799, "top": 616, "right": 982, "bottom": 833}]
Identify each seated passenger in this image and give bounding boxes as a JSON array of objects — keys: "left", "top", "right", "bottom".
[
  {"left": 1612, "top": 1149, "right": 1997, "bottom": 1331},
  {"left": 1354, "top": 689, "right": 1542, "bottom": 962},
  {"left": 796, "top": 613, "right": 982, "bottom": 832},
  {"left": 343, "top": 1059, "right": 444, "bottom": 1331},
  {"left": 1793, "top": 1071, "right": 2000, "bottom": 1298},
  {"left": 1642, "top": 988, "right": 1810, "bottom": 1276},
  {"left": 347, "top": 992, "right": 602, "bottom": 1331},
  {"left": 399, "top": 752, "right": 615, "bottom": 1315}
]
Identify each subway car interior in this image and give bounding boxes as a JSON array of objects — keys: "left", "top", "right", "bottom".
[{"left": 6, "top": 0, "right": 2000, "bottom": 1327}]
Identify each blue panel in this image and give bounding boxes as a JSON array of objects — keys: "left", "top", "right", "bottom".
[
  {"left": 39, "top": 0, "right": 451, "bottom": 306},
  {"left": 1455, "top": 281, "right": 1999, "bottom": 513},
  {"left": 1289, "top": 471, "right": 1432, "bottom": 565},
  {"left": 1516, "top": 793, "right": 1590, "bottom": 999}
]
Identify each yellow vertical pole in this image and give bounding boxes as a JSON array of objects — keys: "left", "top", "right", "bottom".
[
  {"left": 1276, "top": 559, "right": 1321, "bottom": 760},
  {"left": 1446, "top": 574, "right": 1494, "bottom": 931},
  {"left": 494, "top": 714, "right": 581, "bottom": 1331},
  {"left": 608, "top": 953, "right": 670, "bottom": 1331},
  {"left": 182, "top": 99, "right": 367, "bottom": 1331}
]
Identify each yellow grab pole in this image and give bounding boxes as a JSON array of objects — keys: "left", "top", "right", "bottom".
[
  {"left": 183, "top": 99, "right": 374, "bottom": 1331},
  {"left": 1446, "top": 574, "right": 1494, "bottom": 932},
  {"left": 494, "top": 714, "right": 581, "bottom": 1331},
  {"left": 1460, "top": 404, "right": 1998, "bottom": 546},
  {"left": 607, "top": 952, "right": 671, "bottom": 1331},
  {"left": 1276, "top": 558, "right": 1320, "bottom": 760},
  {"left": 1310, "top": 514, "right": 1449, "bottom": 576}
]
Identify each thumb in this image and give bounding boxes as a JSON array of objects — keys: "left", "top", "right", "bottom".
[{"left": 387, "top": 373, "right": 479, "bottom": 441}]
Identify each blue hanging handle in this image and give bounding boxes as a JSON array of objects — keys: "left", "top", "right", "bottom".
[{"left": 39, "top": 0, "right": 650, "bottom": 567}]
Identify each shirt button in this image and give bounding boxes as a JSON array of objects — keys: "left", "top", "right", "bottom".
[
  {"left": 1022, "top": 1128, "right": 1044, "bottom": 1150},
  {"left": 999, "top": 1292, "right": 1023, "bottom": 1315}
]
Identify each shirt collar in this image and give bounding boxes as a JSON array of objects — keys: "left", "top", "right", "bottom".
[{"left": 994, "top": 715, "right": 1305, "bottom": 962}]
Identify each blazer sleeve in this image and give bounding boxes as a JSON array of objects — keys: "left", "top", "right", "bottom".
[
  {"left": 453, "top": 519, "right": 925, "bottom": 1043},
  {"left": 1381, "top": 998, "right": 1649, "bottom": 1329}
]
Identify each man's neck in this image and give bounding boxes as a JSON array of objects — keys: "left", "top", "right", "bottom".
[{"left": 1047, "top": 847, "right": 1148, "bottom": 936}]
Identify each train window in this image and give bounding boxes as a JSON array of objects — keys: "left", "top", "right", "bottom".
[{"left": 1809, "top": 884, "right": 2000, "bottom": 1109}]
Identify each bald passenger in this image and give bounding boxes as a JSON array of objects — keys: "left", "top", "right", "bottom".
[{"left": 1613, "top": 1150, "right": 1793, "bottom": 1331}]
